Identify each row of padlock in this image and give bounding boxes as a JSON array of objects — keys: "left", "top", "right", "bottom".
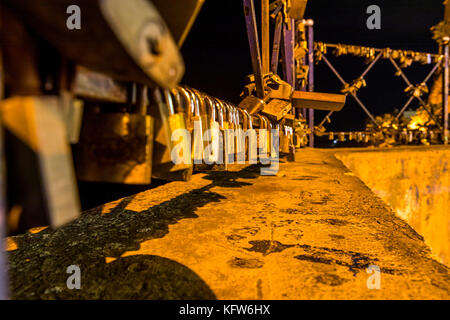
[
  {"left": 319, "top": 129, "right": 447, "bottom": 145},
  {"left": 76, "top": 85, "right": 297, "bottom": 184},
  {"left": 314, "top": 42, "right": 441, "bottom": 67},
  {"left": 321, "top": 131, "right": 375, "bottom": 143}
]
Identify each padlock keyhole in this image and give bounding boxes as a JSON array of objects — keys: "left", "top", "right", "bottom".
[{"left": 147, "top": 38, "right": 162, "bottom": 56}]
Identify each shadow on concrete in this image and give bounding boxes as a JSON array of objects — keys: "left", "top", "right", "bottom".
[{"left": 8, "top": 165, "right": 262, "bottom": 299}]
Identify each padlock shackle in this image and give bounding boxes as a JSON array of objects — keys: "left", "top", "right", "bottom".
[
  {"left": 181, "top": 87, "right": 197, "bottom": 116},
  {"left": 255, "top": 114, "right": 265, "bottom": 129},
  {"left": 242, "top": 109, "right": 253, "bottom": 129},
  {"left": 177, "top": 87, "right": 193, "bottom": 113},
  {"left": 213, "top": 98, "right": 225, "bottom": 129},
  {"left": 191, "top": 88, "right": 208, "bottom": 116},
  {"left": 224, "top": 103, "right": 235, "bottom": 127},
  {"left": 232, "top": 104, "right": 240, "bottom": 127},
  {"left": 203, "top": 95, "right": 217, "bottom": 122},
  {"left": 237, "top": 108, "right": 247, "bottom": 130},
  {"left": 163, "top": 89, "right": 176, "bottom": 115}
]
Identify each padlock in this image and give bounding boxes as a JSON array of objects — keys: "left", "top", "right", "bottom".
[
  {"left": 209, "top": 98, "right": 228, "bottom": 171},
  {"left": 178, "top": 87, "right": 195, "bottom": 132},
  {"left": 231, "top": 103, "right": 244, "bottom": 163},
  {"left": 262, "top": 116, "right": 270, "bottom": 154},
  {"left": 229, "top": 102, "right": 244, "bottom": 165},
  {"left": 349, "top": 132, "right": 354, "bottom": 141},
  {"left": 76, "top": 85, "right": 154, "bottom": 185},
  {"left": 262, "top": 99, "right": 292, "bottom": 121},
  {"left": 150, "top": 88, "right": 193, "bottom": 181},
  {"left": 238, "top": 95, "right": 266, "bottom": 114},
  {"left": 240, "top": 108, "right": 258, "bottom": 164},
  {"left": 256, "top": 114, "right": 270, "bottom": 164},
  {"left": 357, "top": 132, "right": 363, "bottom": 142},
  {"left": 328, "top": 132, "right": 335, "bottom": 141},
  {"left": 185, "top": 88, "right": 204, "bottom": 164},
  {"left": 193, "top": 89, "right": 211, "bottom": 162},
  {"left": 2, "top": 96, "right": 80, "bottom": 231},
  {"left": 236, "top": 108, "right": 249, "bottom": 163},
  {"left": 279, "top": 123, "right": 290, "bottom": 155},
  {"left": 223, "top": 102, "right": 237, "bottom": 165},
  {"left": 203, "top": 95, "right": 221, "bottom": 166},
  {"left": 265, "top": 74, "right": 293, "bottom": 101},
  {"left": 9, "top": 0, "right": 185, "bottom": 88},
  {"left": 178, "top": 87, "right": 201, "bottom": 165},
  {"left": 338, "top": 132, "right": 346, "bottom": 142}
]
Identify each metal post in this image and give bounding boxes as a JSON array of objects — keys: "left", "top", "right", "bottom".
[
  {"left": 301, "top": 53, "right": 308, "bottom": 119},
  {"left": 443, "top": 38, "right": 449, "bottom": 144},
  {"left": 262, "top": 0, "right": 270, "bottom": 75},
  {"left": 271, "top": 13, "right": 283, "bottom": 74},
  {"left": 306, "top": 19, "right": 315, "bottom": 147},
  {"left": 243, "top": 0, "right": 265, "bottom": 99},
  {"left": 282, "top": 19, "right": 295, "bottom": 87}
]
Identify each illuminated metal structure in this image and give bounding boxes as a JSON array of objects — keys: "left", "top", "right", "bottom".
[{"left": 313, "top": 42, "right": 449, "bottom": 145}]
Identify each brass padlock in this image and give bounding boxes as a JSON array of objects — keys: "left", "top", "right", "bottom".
[
  {"left": 238, "top": 95, "right": 266, "bottom": 114},
  {"left": 357, "top": 132, "right": 363, "bottom": 142},
  {"left": 203, "top": 95, "right": 221, "bottom": 166},
  {"left": 76, "top": 86, "right": 154, "bottom": 185},
  {"left": 210, "top": 98, "right": 227, "bottom": 171},
  {"left": 236, "top": 108, "right": 249, "bottom": 163},
  {"left": 240, "top": 108, "right": 257, "bottom": 164},
  {"left": 151, "top": 88, "right": 193, "bottom": 181},
  {"left": 256, "top": 114, "right": 269, "bottom": 164},
  {"left": 223, "top": 102, "right": 236, "bottom": 166},
  {"left": 185, "top": 88, "right": 204, "bottom": 164},
  {"left": 328, "top": 132, "right": 335, "bottom": 141},
  {"left": 193, "top": 89, "right": 214, "bottom": 164},
  {"left": 349, "top": 132, "right": 354, "bottom": 141},
  {"left": 280, "top": 124, "right": 291, "bottom": 154}
]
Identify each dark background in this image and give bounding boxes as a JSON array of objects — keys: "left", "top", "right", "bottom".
[{"left": 180, "top": 0, "right": 445, "bottom": 131}]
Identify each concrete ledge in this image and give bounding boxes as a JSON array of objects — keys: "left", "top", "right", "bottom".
[
  {"left": 6, "top": 149, "right": 450, "bottom": 299},
  {"left": 335, "top": 146, "right": 450, "bottom": 266}
]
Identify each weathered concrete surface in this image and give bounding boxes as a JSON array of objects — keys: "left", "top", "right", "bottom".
[
  {"left": 6, "top": 149, "right": 450, "bottom": 299},
  {"left": 336, "top": 146, "right": 450, "bottom": 266}
]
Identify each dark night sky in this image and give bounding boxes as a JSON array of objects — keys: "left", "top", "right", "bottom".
[{"left": 180, "top": 0, "right": 445, "bottom": 131}]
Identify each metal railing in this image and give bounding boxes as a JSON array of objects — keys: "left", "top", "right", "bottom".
[{"left": 306, "top": 38, "right": 450, "bottom": 146}]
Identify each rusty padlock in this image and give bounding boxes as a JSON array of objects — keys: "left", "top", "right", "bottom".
[{"left": 76, "top": 85, "right": 154, "bottom": 184}]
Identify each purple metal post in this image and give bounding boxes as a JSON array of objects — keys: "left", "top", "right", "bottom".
[
  {"left": 243, "top": 0, "right": 265, "bottom": 99},
  {"left": 282, "top": 19, "right": 295, "bottom": 87},
  {"left": 271, "top": 13, "right": 283, "bottom": 74},
  {"left": 443, "top": 38, "right": 449, "bottom": 144},
  {"left": 306, "top": 19, "right": 315, "bottom": 147}
]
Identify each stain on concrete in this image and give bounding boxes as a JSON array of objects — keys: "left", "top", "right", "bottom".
[
  {"left": 316, "top": 218, "right": 349, "bottom": 226},
  {"left": 291, "top": 175, "right": 320, "bottom": 181},
  {"left": 245, "top": 240, "right": 295, "bottom": 256},
  {"left": 329, "top": 234, "right": 345, "bottom": 240},
  {"left": 256, "top": 279, "right": 263, "bottom": 299},
  {"left": 315, "top": 273, "right": 349, "bottom": 286},
  {"left": 228, "top": 257, "right": 264, "bottom": 269}
]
